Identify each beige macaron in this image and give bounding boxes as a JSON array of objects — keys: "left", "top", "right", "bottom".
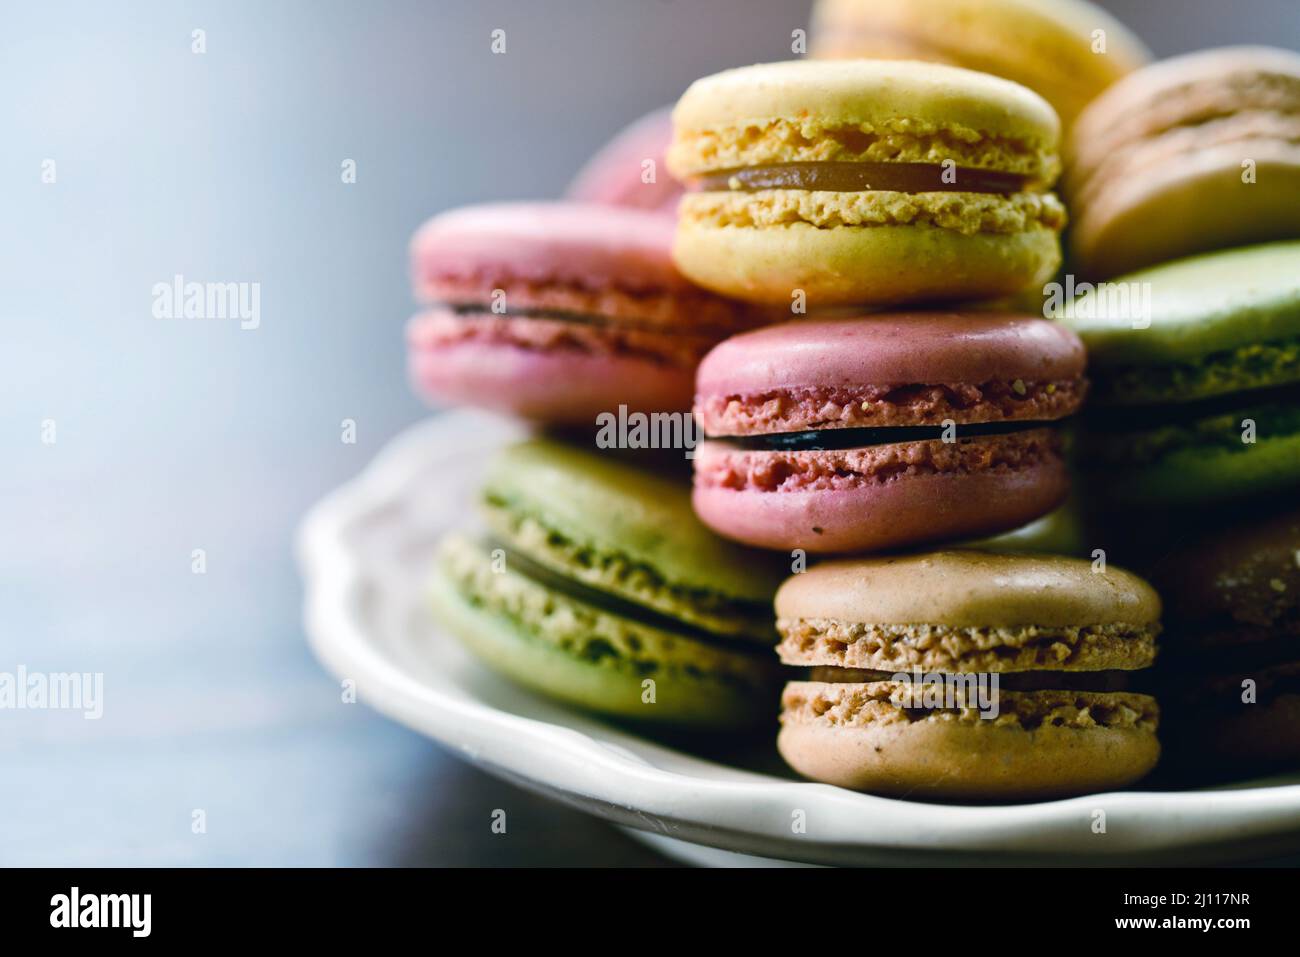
[
  {"left": 776, "top": 551, "right": 1162, "bottom": 800},
  {"left": 1066, "top": 46, "right": 1300, "bottom": 279}
]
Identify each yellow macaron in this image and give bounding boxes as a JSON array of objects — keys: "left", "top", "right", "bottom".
[
  {"left": 809, "top": 0, "right": 1151, "bottom": 130},
  {"left": 667, "top": 59, "right": 1066, "bottom": 307}
]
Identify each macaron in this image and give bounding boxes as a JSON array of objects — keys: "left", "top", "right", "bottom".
[
  {"left": 565, "top": 107, "right": 682, "bottom": 211},
  {"left": 692, "top": 314, "right": 1087, "bottom": 553},
  {"left": 810, "top": 0, "right": 1151, "bottom": 130},
  {"left": 1152, "top": 503, "right": 1300, "bottom": 773},
  {"left": 666, "top": 60, "right": 1066, "bottom": 307},
  {"left": 775, "top": 552, "right": 1162, "bottom": 799},
  {"left": 407, "top": 202, "right": 755, "bottom": 425},
  {"left": 1062, "top": 241, "right": 1300, "bottom": 506},
  {"left": 429, "top": 439, "right": 786, "bottom": 727},
  {"left": 1066, "top": 47, "right": 1300, "bottom": 279}
]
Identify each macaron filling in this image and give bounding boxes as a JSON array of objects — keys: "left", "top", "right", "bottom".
[
  {"left": 1085, "top": 334, "right": 1300, "bottom": 406},
  {"left": 807, "top": 666, "right": 1141, "bottom": 694},
  {"left": 481, "top": 494, "right": 778, "bottom": 639},
  {"left": 1162, "top": 637, "right": 1300, "bottom": 679},
  {"left": 438, "top": 300, "right": 740, "bottom": 335},
  {"left": 782, "top": 680, "right": 1159, "bottom": 731},
  {"left": 1083, "top": 392, "right": 1300, "bottom": 466},
  {"left": 722, "top": 419, "right": 1056, "bottom": 451},
  {"left": 1182, "top": 660, "right": 1300, "bottom": 707},
  {"left": 413, "top": 309, "right": 719, "bottom": 366},
  {"left": 684, "top": 188, "right": 1065, "bottom": 234},
  {"left": 1086, "top": 332, "right": 1300, "bottom": 408},
  {"left": 445, "top": 302, "right": 667, "bottom": 328},
  {"left": 417, "top": 281, "right": 743, "bottom": 334},
  {"left": 691, "top": 161, "right": 1031, "bottom": 195},
  {"left": 480, "top": 537, "right": 775, "bottom": 650}
]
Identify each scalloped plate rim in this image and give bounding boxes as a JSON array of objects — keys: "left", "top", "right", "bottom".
[{"left": 297, "top": 410, "right": 1300, "bottom": 865}]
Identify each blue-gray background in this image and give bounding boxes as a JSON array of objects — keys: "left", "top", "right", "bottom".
[{"left": 3, "top": 0, "right": 1297, "bottom": 865}]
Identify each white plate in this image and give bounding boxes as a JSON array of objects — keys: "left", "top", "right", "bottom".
[{"left": 297, "top": 411, "right": 1300, "bottom": 866}]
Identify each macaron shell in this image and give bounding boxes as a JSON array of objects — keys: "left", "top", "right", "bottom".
[
  {"left": 810, "top": 0, "right": 1151, "bottom": 129},
  {"left": 693, "top": 437, "right": 1069, "bottom": 554},
  {"left": 1162, "top": 689, "right": 1300, "bottom": 773},
  {"left": 410, "top": 202, "right": 697, "bottom": 304},
  {"left": 1061, "top": 241, "right": 1300, "bottom": 369},
  {"left": 483, "top": 439, "right": 787, "bottom": 616},
  {"left": 1154, "top": 503, "right": 1300, "bottom": 634},
  {"left": 1082, "top": 419, "right": 1300, "bottom": 507},
  {"left": 668, "top": 59, "right": 1061, "bottom": 172},
  {"left": 1066, "top": 47, "right": 1300, "bottom": 279},
  {"left": 430, "top": 535, "right": 776, "bottom": 728},
  {"left": 1068, "top": 46, "right": 1300, "bottom": 180},
  {"left": 778, "top": 680, "right": 1160, "bottom": 798},
  {"left": 696, "top": 314, "right": 1086, "bottom": 402},
  {"left": 775, "top": 550, "right": 1161, "bottom": 628},
  {"left": 408, "top": 330, "right": 697, "bottom": 424},
  {"left": 1069, "top": 145, "right": 1300, "bottom": 279},
  {"left": 565, "top": 107, "right": 682, "bottom": 211},
  {"left": 407, "top": 201, "right": 757, "bottom": 424},
  {"left": 673, "top": 214, "right": 1061, "bottom": 307}
]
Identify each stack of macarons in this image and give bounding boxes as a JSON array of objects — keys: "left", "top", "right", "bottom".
[
  {"left": 659, "top": 54, "right": 1169, "bottom": 801},
  {"left": 1052, "top": 46, "right": 1300, "bottom": 775},
  {"left": 403, "top": 3, "right": 1300, "bottom": 799},
  {"left": 1061, "top": 241, "right": 1300, "bottom": 775}
]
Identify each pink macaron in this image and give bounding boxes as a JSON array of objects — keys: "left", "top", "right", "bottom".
[
  {"left": 692, "top": 314, "right": 1087, "bottom": 553},
  {"left": 565, "top": 108, "right": 682, "bottom": 212},
  {"left": 408, "top": 202, "right": 753, "bottom": 424}
]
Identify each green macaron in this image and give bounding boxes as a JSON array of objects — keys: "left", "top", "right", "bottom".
[
  {"left": 1062, "top": 241, "right": 1300, "bottom": 505},
  {"left": 430, "top": 439, "right": 785, "bottom": 728}
]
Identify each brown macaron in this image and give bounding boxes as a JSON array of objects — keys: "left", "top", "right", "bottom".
[
  {"left": 1152, "top": 504, "right": 1300, "bottom": 774},
  {"left": 775, "top": 551, "right": 1162, "bottom": 800}
]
